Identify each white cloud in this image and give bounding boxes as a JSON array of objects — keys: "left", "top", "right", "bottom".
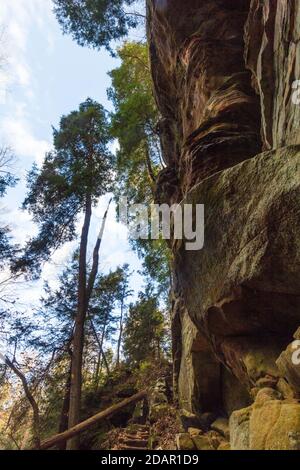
[
  {"left": 0, "top": 0, "right": 55, "bottom": 93},
  {"left": 12, "top": 60, "right": 31, "bottom": 87},
  {"left": 1, "top": 115, "right": 51, "bottom": 165}
]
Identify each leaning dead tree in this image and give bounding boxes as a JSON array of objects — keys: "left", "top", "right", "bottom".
[{"left": 40, "top": 390, "right": 147, "bottom": 450}]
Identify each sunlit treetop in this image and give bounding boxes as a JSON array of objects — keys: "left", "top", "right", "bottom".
[
  {"left": 13, "top": 98, "right": 113, "bottom": 276},
  {"left": 53, "top": 0, "right": 139, "bottom": 53}
]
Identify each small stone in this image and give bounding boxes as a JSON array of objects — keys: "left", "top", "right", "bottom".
[
  {"left": 256, "top": 375, "right": 278, "bottom": 389},
  {"left": 211, "top": 417, "right": 230, "bottom": 439},
  {"left": 293, "top": 328, "right": 300, "bottom": 340},
  {"left": 207, "top": 431, "right": 222, "bottom": 449},
  {"left": 192, "top": 434, "right": 214, "bottom": 451},
  {"left": 176, "top": 433, "right": 196, "bottom": 451},
  {"left": 277, "top": 378, "right": 296, "bottom": 400},
  {"left": 179, "top": 409, "right": 201, "bottom": 431},
  {"left": 250, "top": 387, "right": 260, "bottom": 400},
  {"left": 218, "top": 442, "right": 231, "bottom": 450},
  {"left": 199, "top": 412, "right": 217, "bottom": 430},
  {"left": 188, "top": 427, "right": 203, "bottom": 437},
  {"left": 254, "top": 387, "right": 282, "bottom": 405}
]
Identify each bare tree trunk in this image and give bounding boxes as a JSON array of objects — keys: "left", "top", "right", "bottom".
[
  {"left": 95, "top": 315, "right": 109, "bottom": 388},
  {"left": 4, "top": 356, "right": 40, "bottom": 449},
  {"left": 59, "top": 366, "right": 71, "bottom": 433},
  {"left": 116, "top": 299, "right": 124, "bottom": 367},
  {"left": 99, "top": 316, "right": 108, "bottom": 365},
  {"left": 86, "top": 198, "right": 112, "bottom": 303},
  {"left": 57, "top": 358, "right": 72, "bottom": 449},
  {"left": 67, "top": 195, "right": 92, "bottom": 450},
  {"left": 67, "top": 198, "right": 111, "bottom": 450},
  {"left": 90, "top": 319, "right": 110, "bottom": 379},
  {"left": 94, "top": 350, "right": 102, "bottom": 388}
]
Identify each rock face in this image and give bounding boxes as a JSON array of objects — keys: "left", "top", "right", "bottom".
[
  {"left": 147, "top": 0, "right": 300, "bottom": 450},
  {"left": 176, "top": 146, "right": 300, "bottom": 388},
  {"left": 245, "top": 0, "right": 300, "bottom": 150},
  {"left": 147, "top": 0, "right": 262, "bottom": 201},
  {"left": 175, "top": 301, "right": 221, "bottom": 414}
]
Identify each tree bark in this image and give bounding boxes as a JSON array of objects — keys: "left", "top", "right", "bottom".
[
  {"left": 58, "top": 365, "right": 71, "bottom": 433},
  {"left": 86, "top": 198, "right": 112, "bottom": 303},
  {"left": 67, "top": 197, "right": 111, "bottom": 449},
  {"left": 116, "top": 298, "right": 124, "bottom": 367},
  {"left": 144, "top": 143, "right": 156, "bottom": 185},
  {"left": 57, "top": 348, "right": 72, "bottom": 449},
  {"left": 90, "top": 319, "right": 110, "bottom": 378},
  {"left": 40, "top": 390, "right": 147, "bottom": 450},
  {"left": 67, "top": 195, "right": 92, "bottom": 450}
]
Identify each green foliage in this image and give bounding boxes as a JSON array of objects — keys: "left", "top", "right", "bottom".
[
  {"left": 37, "top": 255, "right": 131, "bottom": 356},
  {"left": 108, "top": 41, "right": 161, "bottom": 204},
  {"left": 123, "top": 287, "right": 167, "bottom": 365},
  {"left": 108, "top": 42, "right": 172, "bottom": 292},
  {"left": 91, "top": 266, "right": 129, "bottom": 341},
  {"left": 14, "top": 98, "right": 113, "bottom": 276},
  {"left": 53, "top": 0, "right": 139, "bottom": 53},
  {"left": 137, "top": 238, "right": 172, "bottom": 297}
]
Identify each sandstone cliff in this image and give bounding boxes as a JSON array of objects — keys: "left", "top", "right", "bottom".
[{"left": 147, "top": 0, "right": 300, "bottom": 450}]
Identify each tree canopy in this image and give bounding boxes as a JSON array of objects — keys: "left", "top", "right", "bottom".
[
  {"left": 123, "top": 288, "right": 166, "bottom": 365},
  {"left": 53, "top": 0, "right": 139, "bottom": 53},
  {"left": 14, "top": 98, "right": 113, "bottom": 275},
  {"left": 108, "top": 41, "right": 161, "bottom": 204},
  {"left": 108, "top": 42, "right": 171, "bottom": 295}
]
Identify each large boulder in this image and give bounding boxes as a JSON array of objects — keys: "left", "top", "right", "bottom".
[
  {"left": 229, "top": 405, "right": 252, "bottom": 450},
  {"left": 175, "top": 146, "right": 300, "bottom": 387},
  {"left": 230, "top": 388, "right": 300, "bottom": 450},
  {"left": 276, "top": 329, "right": 300, "bottom": 397}
]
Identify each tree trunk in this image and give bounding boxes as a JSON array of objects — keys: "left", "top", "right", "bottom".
[
  {"left": 94, "top": 350, "right": 102, "bottom": 388},
  {"left": 67, "top": 195, "right": 92, "bottom": 450},
  {"left": 57, "top": 359, "right": 72, "bottom": 449},
  {"left": 116, "top": 299, "right": 124, "bottom": 367},
  {"left": 67, "top": 197, "right": 111, "bottom": 450},
  {"left": 86, "top": 198, "right": 112, "bottom": 303},
  {"left": 90, "top": 319, "right": 110, "bottom": 380}
]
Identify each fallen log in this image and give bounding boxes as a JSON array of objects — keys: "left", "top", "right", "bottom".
[{"left": 40, "top": 390, "right": 147, "bottom": 450}]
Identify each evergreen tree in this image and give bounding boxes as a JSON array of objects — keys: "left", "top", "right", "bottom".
[
  {"left": 108, "top": 41, "right": 162, "bottom": 204},
  {"left": 53, "top": 0, "right": 140, "bottom": 53},
  {"left": 15, "top": 99, "right": 112, "bottom": 275},
  {"left": 123, "top": 287, "right": 166, "bottom": 365},
  {"left": 17, "top": 98, "right": 113, "bottom": 449},
  {"left": 37, "top": 258, "right": 132, "bottom": 443}
]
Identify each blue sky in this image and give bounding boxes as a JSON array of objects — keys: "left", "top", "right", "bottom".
[{"left": 0, "top": 0, "right": 144, "bottom": 312}]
